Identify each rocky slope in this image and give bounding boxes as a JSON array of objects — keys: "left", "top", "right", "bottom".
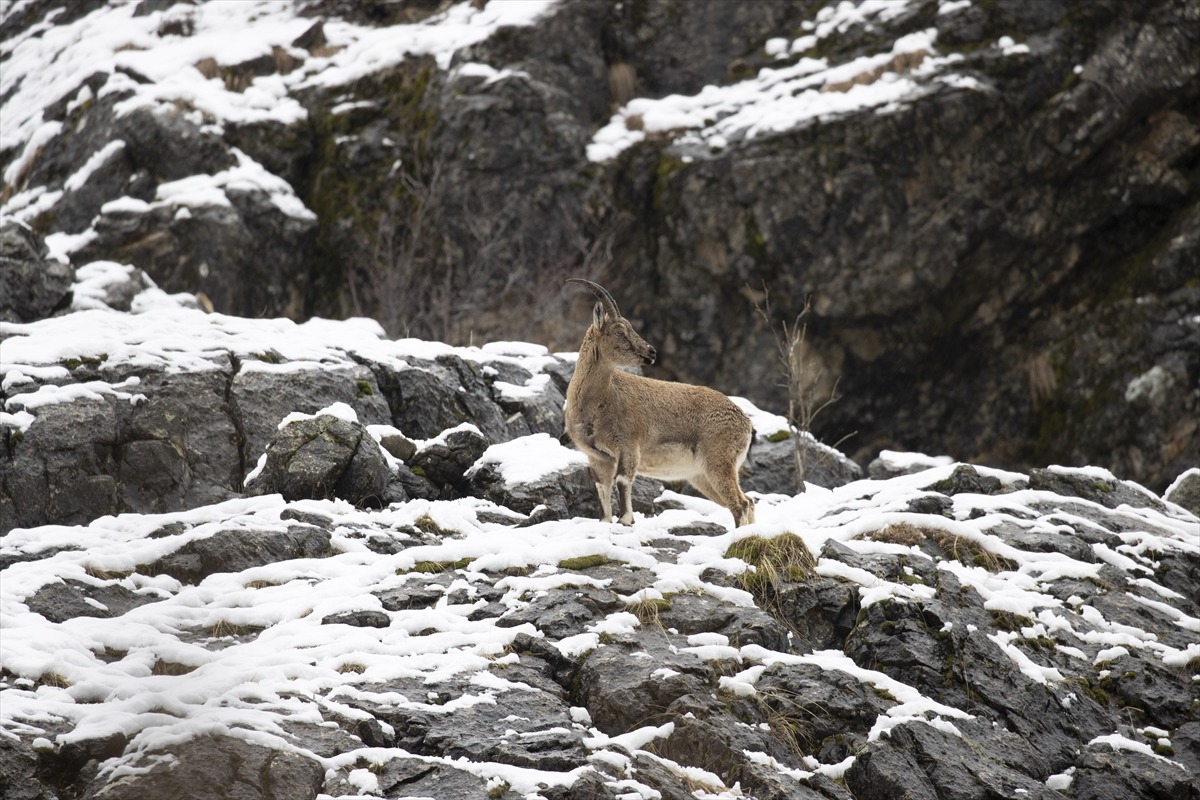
[
  {"left": 2, "top": 0, "right": 1196, "bottom": 492},
  {"left": 1, "top": 424, "right": 1198, "bottom": 799},
  {"left": 0, "top": 226, "right": 860, "bottom": 534},
  {"left": 2, "top": 221, "right": 1200, "bottom": 800}
]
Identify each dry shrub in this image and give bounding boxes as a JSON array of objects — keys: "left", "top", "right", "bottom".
[
  {"left": 925, "top": 529, "right": 1015, "bottom": 572},
  {"left": 337, "top": 663, "right": 367, "bottom": 675},
  {"left": 195, "top": 57, "right": 220, "bottom": 79},
  {"left": 608, "top": 62, "right": 638, "bottom": 107},
  {"left": 863, "top": 522, "right": 926, "bottom": 547},
  {"left": 625, "top": 596, "right": 671, "bottom": 627},
  {"left": 207, "top": 620, "right": 264, "bottom": 638},
  {"left": 1028, "top": 353, "right": 1057, "bottom": 406},
  {"left": 272, "top": 46, "right": 301, "bottom": 75},
  {"left": 624, "top": 113, "right": 645, "bottom": 131},
  {"left": 151, "top": 660, "right": 197, "bottom": 676},
  {"left": 311, "top": 44, "right": 345, "bottom": 59}
]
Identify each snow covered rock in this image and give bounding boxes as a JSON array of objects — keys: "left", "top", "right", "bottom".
[
  {"left": 3, "top": 365, "right": 241, "bottom": 531},
  {"left": 1, "top": 455, "right": 1197, "bottom": 800},
  {"left": 78, "top": 735, "right": 324, "bottom": 800},
  {"left": 465, "top": 433, "right": 665, "bottom": 523},
  {"left": 0, "top": 222, "right": 73, "bottom": 323},
  {"left": 742, "top": 433, "right": 864, "bottom": 494},
  {"left": 409, "top": 424, "right": 491, "bottom": 494},
  {"left": 245, "top": 411, "right": 391, "bottom": 506},
  {"left": 1165, "top": 468, "right": 1200, "bottom": 516},
  {"left": 1028, "top": 466, "right": 1166, "bottom": 512}
]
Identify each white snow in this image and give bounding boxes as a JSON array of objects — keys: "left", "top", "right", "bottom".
[
  {"left": 875, "top": 450, "right": 954, "bottom": 470},
  {"left": 153, "top": 147, "right": 316, "bottom": 220},
  {"left": 1088, "top": 733, "right": 1186, "bottom": 766},
  {"left": 938, "top": 0, "right": 973, "bottom": 14},
  {"left": 586, "top": 0, "right": 986, "bottom": 162},
  {"left": 277, "top": 401, "right": 359, "bottom": 430},
  {"left": 62, "top": 140, "right": 127, "bottom": 192},
  {"left": 466, "top": 433, "right": 588, "bottom": 488},
  {"left": 0, "top": 447, "right": 1194, "bottom": 788}
]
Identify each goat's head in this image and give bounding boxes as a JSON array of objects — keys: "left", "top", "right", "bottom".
[{"left": 567, "top": 279, "right": 657, "bottom": 367}]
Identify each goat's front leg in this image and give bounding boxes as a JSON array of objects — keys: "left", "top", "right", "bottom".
[
  {"left": 614, "top": 451, "right": 639, "bottom": 526},
  {"left": 589, "top": 455, "right": 617, "bottom": 523}
]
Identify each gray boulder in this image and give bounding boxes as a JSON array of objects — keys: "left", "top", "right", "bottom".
[
  {"left": 742, "top": 433, "right": 863, "bottom": 494},
  {"left": 1164, "top": 468, "right": 1200, "bottom": 516},
  {"left": 0, "top": 223, "right": 73, "bottom": 322},
  {"left": 26, "top": 578, "right": 163, "bottom": 624},
  {"left": 1029, "top": 467, "right": 1165, "bottom": 511},
  {"left": 245, "top": 413, "right": 390, "bottom": 506},
  {"left": 2, "top": 364, "right": 240, "bottom": 533},
  {"left": 468, "top": 459, "right": 664, "bottom": 523},
  {"left": 372, "top": 355, "right": 509, "bottom": 443},
  {"left": 80, "top": 736, "right": 323, "bottom": 800},
  {"left": 410, "top": 425, "right": 491, "bottom": 493},
  {"left": 230, "top": 362, "right": 391, "bottom": 466},
  {"left": 144, "top": 525, "right": 336, "bottom": 586}
]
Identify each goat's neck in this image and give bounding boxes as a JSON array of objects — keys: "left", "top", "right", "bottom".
[{"left": 570, "top": 341, "right": 617, "bottom": 405}]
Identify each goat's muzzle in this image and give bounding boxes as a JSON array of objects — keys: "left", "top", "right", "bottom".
[{"left": 643, "top": 347, "right": 657, "bottom": 366}]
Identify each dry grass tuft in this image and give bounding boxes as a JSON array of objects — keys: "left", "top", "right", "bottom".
[
  {"left": 85, "top": 565, "right": 130, "bottom": 581},
  {"left": 243, "top": 579, "right": 279, "bottom": 589},
  {"left": 726, "top": 533, "right": 815, "bottom": 599},
  {"left": 337, "top": 663, "right": 367, "bottom": 675},
  {"left": 311, "top": 44, "right": 344, "bottom": 59},
  {"left": 38, "top": 671, "right": 72, "bottom": 689},
  {"left": 195, "top": 57, "right": 220, "bottom": 80},
  {"left": 862, "top": 522, "right": 927, "bottom": 547},
  {"left": 608, "top": 62, "right": 638, "bottom": 107},
  {"left": 207, "top": 620, "right": 264, "bottom": 638},
  {"left": 925, "top": 529, "right": 1016, "bottom": 572},
  {"left": 625, "top": 597, "right": 672, "bottom": 627},
  {"left": 151, "top": 660, "right": 197, "bottom": 676}
]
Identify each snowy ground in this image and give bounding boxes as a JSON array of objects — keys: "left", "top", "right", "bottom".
[{"left": 2, "top": 442, "right": 1197, "bottom": 796}]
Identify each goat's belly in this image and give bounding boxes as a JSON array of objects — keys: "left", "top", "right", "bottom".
[{"left": 637, "top": 446, "right": 702, "bottom": 482}]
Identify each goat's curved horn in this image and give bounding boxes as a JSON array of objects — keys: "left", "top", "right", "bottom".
[{"left": 566, "top": 278, "right": 620, "bottom": 318}]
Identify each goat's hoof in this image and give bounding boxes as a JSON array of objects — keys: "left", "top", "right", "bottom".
[{"left": 618, "top": 515, "right": 634, "bottom": 526}]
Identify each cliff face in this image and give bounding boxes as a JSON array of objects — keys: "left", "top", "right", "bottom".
[{"left": 2, "top": 0, "right": 1197, "bottom": 491}]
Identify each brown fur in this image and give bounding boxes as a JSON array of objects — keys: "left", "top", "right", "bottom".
[{"left": 565, "top": 288, "right": 756, "bottom": 527}]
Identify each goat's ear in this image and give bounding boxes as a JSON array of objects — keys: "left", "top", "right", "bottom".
[{"left": 593, "top": 301, "right": 605, "bottom": 329}]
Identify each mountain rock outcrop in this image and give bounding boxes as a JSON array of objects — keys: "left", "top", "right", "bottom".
[
  {"left": 0, "top": 279, "right": 845, "bottom": 533},
  {"left": 2, "top": 0, "right": 1196, "bottom": 492}
]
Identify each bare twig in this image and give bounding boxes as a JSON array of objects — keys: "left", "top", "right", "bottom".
[{"left": 750, "top": 285, "right": 847, "bottom": 493}]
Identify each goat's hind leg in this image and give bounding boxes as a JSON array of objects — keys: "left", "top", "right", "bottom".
[{"left": 692, "top": 467, "right": 756, "bottom": 528}]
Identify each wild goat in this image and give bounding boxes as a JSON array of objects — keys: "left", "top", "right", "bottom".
[{"left": 564, "top": 279, "right": 757, "bottom": 527}]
